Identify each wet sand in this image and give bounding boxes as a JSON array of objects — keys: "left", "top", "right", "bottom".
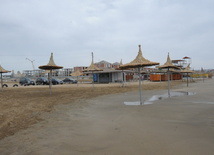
[{"left": 0, "top": 79, "right": 214, "bottom": 155}]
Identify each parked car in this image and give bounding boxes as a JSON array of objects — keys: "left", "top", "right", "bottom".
[
  {"left": 36, "top": 77, "right": 49, "bottom": 85},
  {"left": 19, "top": 77, "right": 35, "bottom": 86},
  {"left": 52, "top": 78, "right": 63, "bottom": 85},
  {"left": 62, "top": 77, "right": 77, "bottom": 84}
]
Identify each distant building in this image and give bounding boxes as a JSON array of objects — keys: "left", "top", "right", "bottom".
[
  {"left": 73, "top": 66, "right": 88, "bottom": 72},
  {"left": 60, "top": 68, "right": 73, "bottom": 76},
  {"left": 95, "top": 60, "right": 112, "bottom": 69},
  {"left": 112, "top": 62, "right": 120, "bottom": 69},
  {"left": 23, "top": 69, "right": 43, "bottom": 77},
  {"left": 84, "top": 60, "right": 134, "bottom": 83},
  {"left": 91, "top": 69, "right": 134, "bottom": 83}
]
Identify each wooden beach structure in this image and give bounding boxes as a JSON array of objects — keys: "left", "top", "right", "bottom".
[
  {"left": 0, "top": 65, "right": 10, "bottom": 91},
  {"left": 180, "top": 63, "right": 194, "bottom": 87},
  {"left": 158, "top": 53, "right": 180, "bottom": 97},
  {"left": 39, "top": 53, "right": 63, "bottom": 95},
  {"left": 120, "top": 45, "right": 159, "bottom": 105},
  {"left": 83, "top": 52, "right": 102, "bottom": 87},
  {"left": 70, "top": 70, "right": 83, "bottom": 86}
]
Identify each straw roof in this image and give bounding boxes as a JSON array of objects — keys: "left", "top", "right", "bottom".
[
  {"left": 119, "top": 45, "right": 159, "bottom": 69},
  {"left": 158, "top": 53, "right": 180, "bottom": 70},
  {"left": 180, "top": 63, "right": 194, "bottom": 73},
  {"left": 84, "top": 54, "right": 102, "bottom": 72},
  {"left": 39, "top": 53, "right": 63, "bottom": 70},
  {"left": 0, "top": 65, "right": 10, "bottom": 73},
  {"left": 70, "top": 70, "right": 83, "bottom": 76}
]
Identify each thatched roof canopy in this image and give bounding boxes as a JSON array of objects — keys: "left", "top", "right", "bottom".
[
  {"left": 39, "top": 53, "right": 63, "bottom": 70},
  {"left": 119, "top": 45, "right": 159, "bottom": 69},
  {"left": 158, "top": 53, "right": 180, "bottom": 70},
  {"left": 71, "top": 70, "right": 83, "bottom": 76},
  {"left": 0, "top": 65, "right": 10, "bottom": 73},
  {"left": 84, "top": 53, "right": 102, "bottom": 72},
  {"left": 180, "top": 64, "right": 194, "bottom": 73}
]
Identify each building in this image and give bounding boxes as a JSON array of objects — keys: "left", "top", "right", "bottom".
[
  {"left": 73, "top": 66, "right": 88, "bottom": 72},
  {"left": 22, "top": 69, "right": 43, "bottom": 77},
  {"left": 60, "top": 68, "right": 74, "bottom": 76},
  {"left": 95, "top": 60, "right": 112, "bottom": 69},
  {"left": 80, "top": 60, "right": 134, "bottom": 83},
  {"left": 92, "top": 69, "right": 134, "bottom": 83}
]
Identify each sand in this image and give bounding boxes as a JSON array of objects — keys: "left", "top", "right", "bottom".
[{"left": 0, "top": 79, "right": 214, "bottom": 155}]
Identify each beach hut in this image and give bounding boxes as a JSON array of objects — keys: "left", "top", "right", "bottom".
[
  {"left": 92, "top": 69, "right": 134, "bottom": 84},
  {"left": 158, "top": 53, "right": 180, "bottom": 97},
  {"left": 180, "top": 63, "right": 194, "bottom": 87},
  {"left": 39, "top": 53, "right": 63, "bottom": 95},
  {"left": 0, "top": 65, "right": 10, "bottom": 90},
  {"left": 83, "top": 52, "right": 102, "bottom": 87},
  {"left": 120, "top": 45, "right": 159, "bottom": 105}
]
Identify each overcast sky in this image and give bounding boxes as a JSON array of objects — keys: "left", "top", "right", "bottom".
[{"left": 0, "top": 0, "right": 213, "bottom": 73}]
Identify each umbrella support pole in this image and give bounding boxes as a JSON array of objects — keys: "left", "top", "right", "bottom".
[
  {"left": 138, "top": 68, "right": 143, "bottom": 105},
  {"left": 187, "top": 73, "right": 189, "bottom": 87},
  {"left": 49, "top": 70, "right": 52, "bottom": 95},
  {"left": 1, "top": 73, "right": 3, "bottom": 91},
  {"left": 92, "top": 71, "right": 94, "bottom": 88},
  {"left": 167, "top": 69, "right": 170, "bottom": 97}
]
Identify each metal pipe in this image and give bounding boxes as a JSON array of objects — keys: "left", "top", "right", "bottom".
[
  {"left": 168, "top": 68, "right": 170, "bottom": 97},
  {"left": 138, "top": 68, "right": 143, "bottom": 105},
  {"left": 49, "top": 70, "right": 52, "bottom": 95},
  {"left": 1, "top": 73, "right": 3, "bottom": 91},
  {"left": 187, "top": 73, "right": 189, "bottom": 87}
]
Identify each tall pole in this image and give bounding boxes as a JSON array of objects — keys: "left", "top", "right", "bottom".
[
  {"left": 92, "top": 52, "right": 94, "bottom": 62},
  {"left": 167, "top": 68, "right": 170, "bottom": 97},
  {"left": 92, "top": 71, "right": 94, "bottom": 87},
  {"left": 187, "top": 73, "right": 189, "bottom": 87},
  {"left": 138, "top": 67, "right": 143, "bottom": 105},
  {"left": 91, "top": 52, "right": 95, "bottom": 87},
  {"left": 77, "top": 76, "right": 79, "bottom": 86},
  {"left": 1, "top": 73, "right": 3, "bottom": 91},
  {"left": 26, "top": 58, "right": 35, "bottom": 76},
  {"left": 49, "top": 70, "right": 52, "bottom": 95}
]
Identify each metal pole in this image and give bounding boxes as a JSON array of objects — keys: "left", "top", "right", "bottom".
[
  {"left": 168, "top": 68, "right": 170, "bottom": 97},
  {"left": 138, "top": 68, "right": 143, "bottom": 105},
  {"left": 1, "top": 73, "right": 3, "bottom": 91},
  {"left": 187, "top": 73, "right": 189, "bottom": 87},
  {"left": 49, "top": 70, "right": 52, "bottom": 95},
  {"left": 92, "top": 71, "right": 94, "bottom": 87}
]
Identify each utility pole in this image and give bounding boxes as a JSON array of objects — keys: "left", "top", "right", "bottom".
[
  {"left": 26, "top": 58, "right": 35, "bottom": 76},
  {"left": 92, "top": 52, "right": 94, "bottom": 62}
]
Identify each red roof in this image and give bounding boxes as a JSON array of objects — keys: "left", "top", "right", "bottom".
[{"left": 183, "top": 56, "right": 191, "bottom": 59}]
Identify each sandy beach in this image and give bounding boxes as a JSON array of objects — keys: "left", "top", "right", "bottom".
[{"left": 0, "top": 79, "right": 214, "bottom": 155}]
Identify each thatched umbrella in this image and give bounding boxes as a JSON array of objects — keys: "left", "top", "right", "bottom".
[
  {"left": 39, "top": 53, "right": 63, "bottom": 94},
  {"left": 83, "top": 52, "right": 102, "bottom": 87},
  {"left": 70, "top": 70, "right": 83, "bottom": 86},
  {"left": 180, "top": 63, "right": 193, "bottom": 87},
  {"left": 119, "top": 59, "right": 126, "bottom": 85},
  {"left": 120, "top": 45, "right": 159, "bottom": 105},
  {"left": 0, "top": 65, "right": 10, "bottom": 90},
  {"left": 115, "top": 59, "right": 127, "bottom": 86},
  {"left": 158, "top": 53, "right": 180, "bottom": 97}
]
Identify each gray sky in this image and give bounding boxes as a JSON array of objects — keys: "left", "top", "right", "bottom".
[{"left": 0, "top": 0, "right": 213, "bottom": 73}]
